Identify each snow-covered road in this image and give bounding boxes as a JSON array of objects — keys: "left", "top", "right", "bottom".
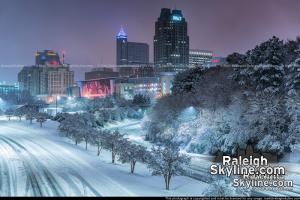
[{"left": 0, "top": 118, "right": 208, "bottom": 196}]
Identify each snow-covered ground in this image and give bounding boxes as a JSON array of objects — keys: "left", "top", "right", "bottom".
[
  {"left": 104, "top": 119, "right": 152, "bottom": 148},
  {"left": 104, "top": 118, "right": 300, "bottom": 197},
  {"left": 0, "top": 117, "right": 209, "bottom": 197},
  {"left": 2, "top": 116, "right": 300, "bottom": 197}
]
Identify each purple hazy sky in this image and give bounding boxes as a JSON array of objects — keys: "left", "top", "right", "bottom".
[{"left": 0, "top": 0, "right": 300, "bottom": 83}]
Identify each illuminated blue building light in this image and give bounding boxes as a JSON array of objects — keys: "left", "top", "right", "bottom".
[
  {"left": 116, "top": 26, "right": 128, "bottom": 39},
  {"left": 172, "top": 15, "right": 182, "bottom": 21}
]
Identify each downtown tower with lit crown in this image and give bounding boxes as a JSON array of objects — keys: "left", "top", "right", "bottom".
[
  {"left": 116, "top": 27, "right": 149, "bottom": 65},
  {"left": 154, "top": 8, "right": 189, "bottom": 66}
]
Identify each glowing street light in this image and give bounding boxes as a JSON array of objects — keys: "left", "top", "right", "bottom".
[{"left": 55, "top": 95, "right": 61, "bottom": 115}]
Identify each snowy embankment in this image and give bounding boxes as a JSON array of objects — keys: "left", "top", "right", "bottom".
[
  {"left": 104, "top": 118, "right": 300, "bottom": 197},
  {"left": 0, "top": 117, "right": 208, "bottom": 196}
]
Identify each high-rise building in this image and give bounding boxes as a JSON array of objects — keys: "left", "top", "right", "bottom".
[
  {"left": 116, "top": 27, "right": 149, "bottom": 65},
  {"left": 127, "top": 42, "right": 149, "bottom": 65},
  {"left": 116, "top": 27, "right": 128, "bottom": 65},
  {"left": 189, "top": 49, "right": 213, "bottom": 67},
  {"left": 47, "top": 66, "right": 74, "bottom": 95},
  {"left": 18, "top": 66, "right": 42, "bottom": 96},
  {"left": 154, "top": 8, "right": 189, "bottom": 66},
  {"left": 35, "top": 50, "right": 62, "bottom": 66},
  {"left": 18, "top": 50, "right": 74, "bottom": 97}
]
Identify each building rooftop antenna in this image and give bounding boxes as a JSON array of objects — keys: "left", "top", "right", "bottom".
[{"left": 61, "top": 49, "right": 66, "bottom": 65}]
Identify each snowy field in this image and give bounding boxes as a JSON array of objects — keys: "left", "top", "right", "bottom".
[{"left": 0, "top": 117, "right": 208, "bottom": 197}]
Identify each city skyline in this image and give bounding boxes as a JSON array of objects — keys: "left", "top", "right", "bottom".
[{"left": 1, "top": 0, "right": 300, "bottom": 83}]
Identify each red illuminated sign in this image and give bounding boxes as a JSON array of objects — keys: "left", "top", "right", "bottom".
[{"left": 82, "top": 79, "right": 112, "bottom": 98}]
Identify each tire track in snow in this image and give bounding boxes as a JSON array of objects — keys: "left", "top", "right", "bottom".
[
  {"left": 1, "top": 125, "right": 106, "bottom": 196},
  {"left": 12, "top": 136, "right": 101, "bottom": 196},
  {"left": 0, "top": 135, "right": 62, "bottom": 196},
  {"left": 68, "top": 171, "right": 102, "bottom": 196},
  {"left": 0, "top": 123, "right": 136, "bottom": 196},
  {"left": 2, "top": 136, "right": 59, "bottom": 195},
  {"left": 0, "top": 136, "right": 43, "bottom": 196},
  {"left": 0, "top": 139, "right": 13, "bottom": 196},
  {"left": 0, "top": 133, "right": 103, "bottom": 196},
  {"left": 20, "top": 133, "right": 134, "bottom": 196},
  {"left": 0, "top": 138, "right": 25, "bottom": 196}
]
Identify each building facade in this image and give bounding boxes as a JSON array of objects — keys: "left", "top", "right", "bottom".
[
  {"left": 66, "top": 85, "right": 81, "bottom": 98},
  {"left": 80, "top": 79, "right": 115, "bottom": 99},
  {"left": 159, "top": 72, "right": 176, "bottom": 96},
  {"left": 116, "top": 27, "right": 149, "bottom": 65},
  {"left": 154, "top": 8, "right": 189, "bottom": 66},
  {"left": 127, "top": 42, "right": 149, "bottom": 65},
  {"left": 36, "top": 50, "right": 62, "bottom": 66},
  {"left": 115, "top": 77, "right": 161, "bottom": 100},
  {"left": 116, "top": 27, "right": 128, "bottom": 65},
  {"left": 47, "top": 66, "right": 74, "bottom": 95},
  {"left": 18, "top": 50, "right": 74, "bottom": 97},
  {"left": 18, "top": 66, "right": 42, "bottom": 96},
  {"left": 85, "top": 67, "right": 120, "bottom": 80},
  {"left": 189, "top": 49, "right": 213, "bottom": 67},
  {"left": 0, "top": 83, "right": 20, "bottom": 96},
  {"left": 117, "top": 65, "right": 155, "bottom": 78}
]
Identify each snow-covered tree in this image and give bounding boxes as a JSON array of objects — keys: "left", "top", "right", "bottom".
[
  {"left": 285, "top": 92, "right": 300, "bottom": 144},
  {"left": 5, "top": 108, "right": 14, "bottom": 121},
  {"left": 204, "top": 178, "right": 251, "bottom": 197},
  {"left": 118, "top": 142, "right": 148, "bottom": 173},
  {"left": 21, "top": 105, "right": 39, "bottom": 124},
  {"left": 90, "top": 129, "right": 108, "bottom": 156},
  {"left": 82, "top": 126, "right": 94, "bottom": 150},
  {"left": 171, "top": 67, "right": 205, "bottom": 95},
  {"left": 63, "top": 113, "right": 96, "bottom": 146},
  {"left": 132, "top": 94, "right": 151, "bottom": 107},
  {"left": 58, "top": 114, "right": 77, "bottom": 137},
  {"left": 226, "top": 52, "right": 247, "bottom": 65},
  {"left": 147, "top": 140, "right": 190, "bottom": 190},
  {"left": 36, "top": 112, "right": 50, "bottom": 127},
  {"left": 103, "top": 130, "right": 124, "bottom": 163},
  {"left": 284, "top": 39, "right": 300, "bottom": 65},
  {"left": 246, "top": 36, "right": 285, "bottom": 65},
  {"left": 77, "top": 112, "right": 97, "bottom": 150},
  {"left": 58, "top": 113, "right": 84, "bottom": 145},
  {"left": 14, "top": 107, "right": 25, "bottom": 121},
  {"left": 71, "top": 129, "right": 84, "bottom": 146}
]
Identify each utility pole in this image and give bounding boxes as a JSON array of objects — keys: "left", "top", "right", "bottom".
[
  {"left": 55, "top": 95, "right": 60, "bottom": 115},
  {"left": 55, "top": 95, "right": 58, "bottom": 115}
]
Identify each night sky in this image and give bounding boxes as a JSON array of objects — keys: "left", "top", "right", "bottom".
[{"left": 1, "top": 0, "right": 300, "bottom": 83}]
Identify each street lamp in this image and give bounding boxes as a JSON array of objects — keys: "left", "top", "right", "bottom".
[{"left": 55, "top": 95, "right": 61, "bottom": 115}]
